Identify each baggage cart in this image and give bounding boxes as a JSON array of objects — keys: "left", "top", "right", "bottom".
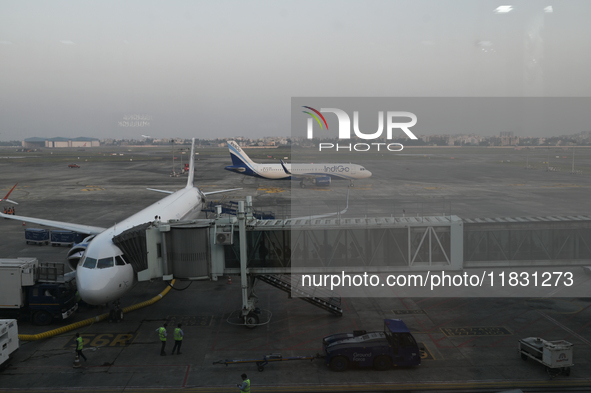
[
  {"left": 518, "top": 337, "right": 573, "bottom": 378},
  {"left": 24, "top": 228, "right": 49, "bottom": 245},
  {"left": 50, "top": 230, "right": 77, "bottom": 247}
]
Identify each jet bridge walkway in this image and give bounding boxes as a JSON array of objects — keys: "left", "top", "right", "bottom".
[{"left": 128, "top": 197, "right": 591, "bottom": 327}]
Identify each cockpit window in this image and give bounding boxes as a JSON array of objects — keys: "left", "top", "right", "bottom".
[
  {"left": 82, "top": 257, "right": 97, "bottom": 269},
  {"left": 115, "top": 256, "right": 126, "bottom": 266},
  {"left": 97, "top": 257, "right": 114, "bottom": 269}
]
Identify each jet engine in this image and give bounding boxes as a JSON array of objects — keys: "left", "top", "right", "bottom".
[
  {"left": 66, "top": 235, "right": 95, "bottom": 270},
  {"left": 314, "top": 176, "right": 332, "bottom": 187}
]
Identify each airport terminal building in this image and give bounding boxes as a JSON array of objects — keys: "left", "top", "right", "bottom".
[{"left": 22, "top": 137, "right": 100, "bottom": 149}]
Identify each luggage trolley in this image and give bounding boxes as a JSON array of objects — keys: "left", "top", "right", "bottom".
[{"left": 518, "top": 337, "right": 573, "bottom": 378}]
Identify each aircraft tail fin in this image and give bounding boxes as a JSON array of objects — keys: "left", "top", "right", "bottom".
[
  {"left": 186, "top": 138, "right": 195, "bottom": 188},
  {"left": 228, "top": 141, "right": 255, "bottom": 166},
  {"left": 1, "top": 183, "right": 18, "bottom": 205}
]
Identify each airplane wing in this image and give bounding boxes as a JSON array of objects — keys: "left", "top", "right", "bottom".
[
  {"left": 0, "top": 213, "right": 106, "bottom": 235},
  {"left": 146, "top": 188, "right": 174, "bottom": 194},
  {"left": 293, "top": 189, "right": 350, "bottom": 220},
  {"left": 203, "top": 188, "right": 242, "bottom": 196}
]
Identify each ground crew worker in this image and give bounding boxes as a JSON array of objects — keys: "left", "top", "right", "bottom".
[
  {"left": 171, "top": 323, "right": 184, "bottom": 355},
  {"left": 75, "top": 333, "right": 87, "bottom": 361},
  {"left": 237, "top": 373, "right": 250, "bottom": 392},
  {"left": 156, "top": 323, "right": 168, "bottom": 356}
]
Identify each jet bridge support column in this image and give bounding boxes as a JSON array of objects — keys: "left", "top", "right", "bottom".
[{"left": 238, "top": 200, "right": 261, "bottom": 327}]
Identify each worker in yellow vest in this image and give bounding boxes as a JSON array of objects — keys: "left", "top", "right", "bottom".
[
  {"left": 75, "top": 333, "right": 87, "bottom": 361},
  {"left": 171, "top": 323, "right": 184, "bottom": 355},
  {"left": 237, "top": 373, "right": 250, "bottom": 392},
  {"left": 155, "top": 323, "right": 168, "bottom": 356}
]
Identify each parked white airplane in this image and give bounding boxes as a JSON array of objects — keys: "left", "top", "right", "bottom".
[
  {"left": 0, "top": 139, "right": 240, "bottom": 313},
  {"left": 224, "top": 141, "right": 372, "bottom": 188}
]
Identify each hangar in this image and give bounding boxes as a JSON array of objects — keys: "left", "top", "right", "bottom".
[{"left": 22, "top": 137, "right": 100, "bottom": 149}]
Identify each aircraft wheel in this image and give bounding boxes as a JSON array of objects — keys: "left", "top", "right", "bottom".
[
  {"left": 300, "top": 182, "right": 306, "bottom": 188},
  {"left": 33, "top": 310, "right": 53, "bottom": 326},
  {"left": 329, "top": 356, "right": 349, "bottom": 372},
  {"left": 373, "top": 355, "right": 393, "bottom": 371},
  {"left": 244, "top": 313, "right": 259, "bottom": 329}
]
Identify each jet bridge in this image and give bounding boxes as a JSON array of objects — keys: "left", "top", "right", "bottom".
[
  {"left": 134, "top": 198, "right": 464, "bottom": 326},
  {"left": 129, "top": 199, "right": 591, "bottom": 327}
]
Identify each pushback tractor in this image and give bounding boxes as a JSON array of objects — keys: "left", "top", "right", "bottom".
[{"left": 323, "top": 319, "right": 421, "bottom": 371}]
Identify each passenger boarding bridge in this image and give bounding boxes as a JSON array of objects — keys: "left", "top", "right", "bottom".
[{"left": 111, "top": 198, "right": 591, "bottom": 327}]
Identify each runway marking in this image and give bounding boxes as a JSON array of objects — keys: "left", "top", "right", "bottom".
[
  {"left": 257, "top": 187, "right": 286, "bottom": 193},
  {"left": 424, "top": 187, "right": 444, "bottom": 190},
  {"left": 418, "top": 342, "right": 435, "bottom": 360},
  {"left": 63, "top": 333, "right": 137, "bottom": 348},
  {"left": 536, "top": 311, "right": 591, "bottom": 347},
  {"left": 440, "top": 326, "right": 512, "bottom": 337},
  {"left": 81, "top": 185, "right": 105, "bottom": 192}
]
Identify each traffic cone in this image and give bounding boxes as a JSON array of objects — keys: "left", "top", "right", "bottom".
[
  {"left": 22, "top": 222, "right": 25, "bottom": 226},
  {"left": 227, "top": 275, "right": 232, "bottom": 284},
  {"left": 73, "top": 354, "right": 81, "bottom": 368}
]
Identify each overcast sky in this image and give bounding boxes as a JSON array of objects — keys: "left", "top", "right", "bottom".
[{"left": 1, "top": 0, "right": 590, "bottom": 141}]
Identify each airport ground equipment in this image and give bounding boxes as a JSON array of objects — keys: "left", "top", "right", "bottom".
[
  {"left": 213, "top": 353, "right": 320, "bottom": 372},
  {"left": 0, "top": 319, "right": 18, "bottom": 370},
  {"left": 256, "top": 274, "right": 342, "bottom": 316},
  {"left": 0, "top": 258, "right": 78, "bottom": 326},
  {"left": 50, "top": 230, "right": 84, "bottom": 247},
  {"left": 323, "top": 319, "right": 421, "bottom": 372},
  {"left": 518, "top": 337, "right": 573, "bottom": 378},
  {"left": 24, "top": 228, "right": 49, "bottom": 245}
]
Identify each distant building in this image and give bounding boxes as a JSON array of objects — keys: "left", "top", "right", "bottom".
[
  {"left": 23, "top": 137, "right": 100, "bottom": 148},
  {"left": 500, "top": 131, "right": 519, "bottom": 146}
]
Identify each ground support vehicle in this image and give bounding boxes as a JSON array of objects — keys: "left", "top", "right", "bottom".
[
  {"left": 0, "top": 258, "right": 78, "bottom": 326},
  {"left": 0, "top": 319, "right": 18, "bottom": 371},
  {"left": 50, "top": 230, "right": 83, "bottom": 247},
  {"left": 518, "top": 337, "right": 573, "bottom": 378},
  {"left": 68, "top": 164, "right": 80, "bottom": 168},
  {"left": 323, "top": 319, "right": 421, "bottom": 372},
  {"left": 24, "top": 228, "right": 49, "bottom": 245}
]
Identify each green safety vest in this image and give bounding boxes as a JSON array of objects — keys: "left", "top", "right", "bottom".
[
  {"left": 174, "top": 328, "right": 183, "bottom": 341},
  {"left": 242, "top": 379, "right": 250, "bottom": 393},
  {"left": 76, "top": 337, "right": 83, "bottom": 351},
  {"left": 158, "top": 327, "right": 167, "bottom": 341}
]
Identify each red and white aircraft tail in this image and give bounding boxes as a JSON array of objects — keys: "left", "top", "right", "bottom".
[{"left": 1, "top": 184, "right": 18, "bottom": 205}]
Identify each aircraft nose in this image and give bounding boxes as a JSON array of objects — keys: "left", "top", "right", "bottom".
[
  {"left": 76, "top": 264, "right": 133, "bottom": 305},
  {"left": 365, "top": 170, "right": 372, "bottom": 178}
]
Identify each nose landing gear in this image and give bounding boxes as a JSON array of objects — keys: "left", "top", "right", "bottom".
[{"left": 109, "top": 301, "right": 124, "bottom": 322}]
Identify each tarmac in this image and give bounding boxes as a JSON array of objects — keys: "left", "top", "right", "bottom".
[{"left": 1, "top": 146, "right": 591, "bottom": 392}]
